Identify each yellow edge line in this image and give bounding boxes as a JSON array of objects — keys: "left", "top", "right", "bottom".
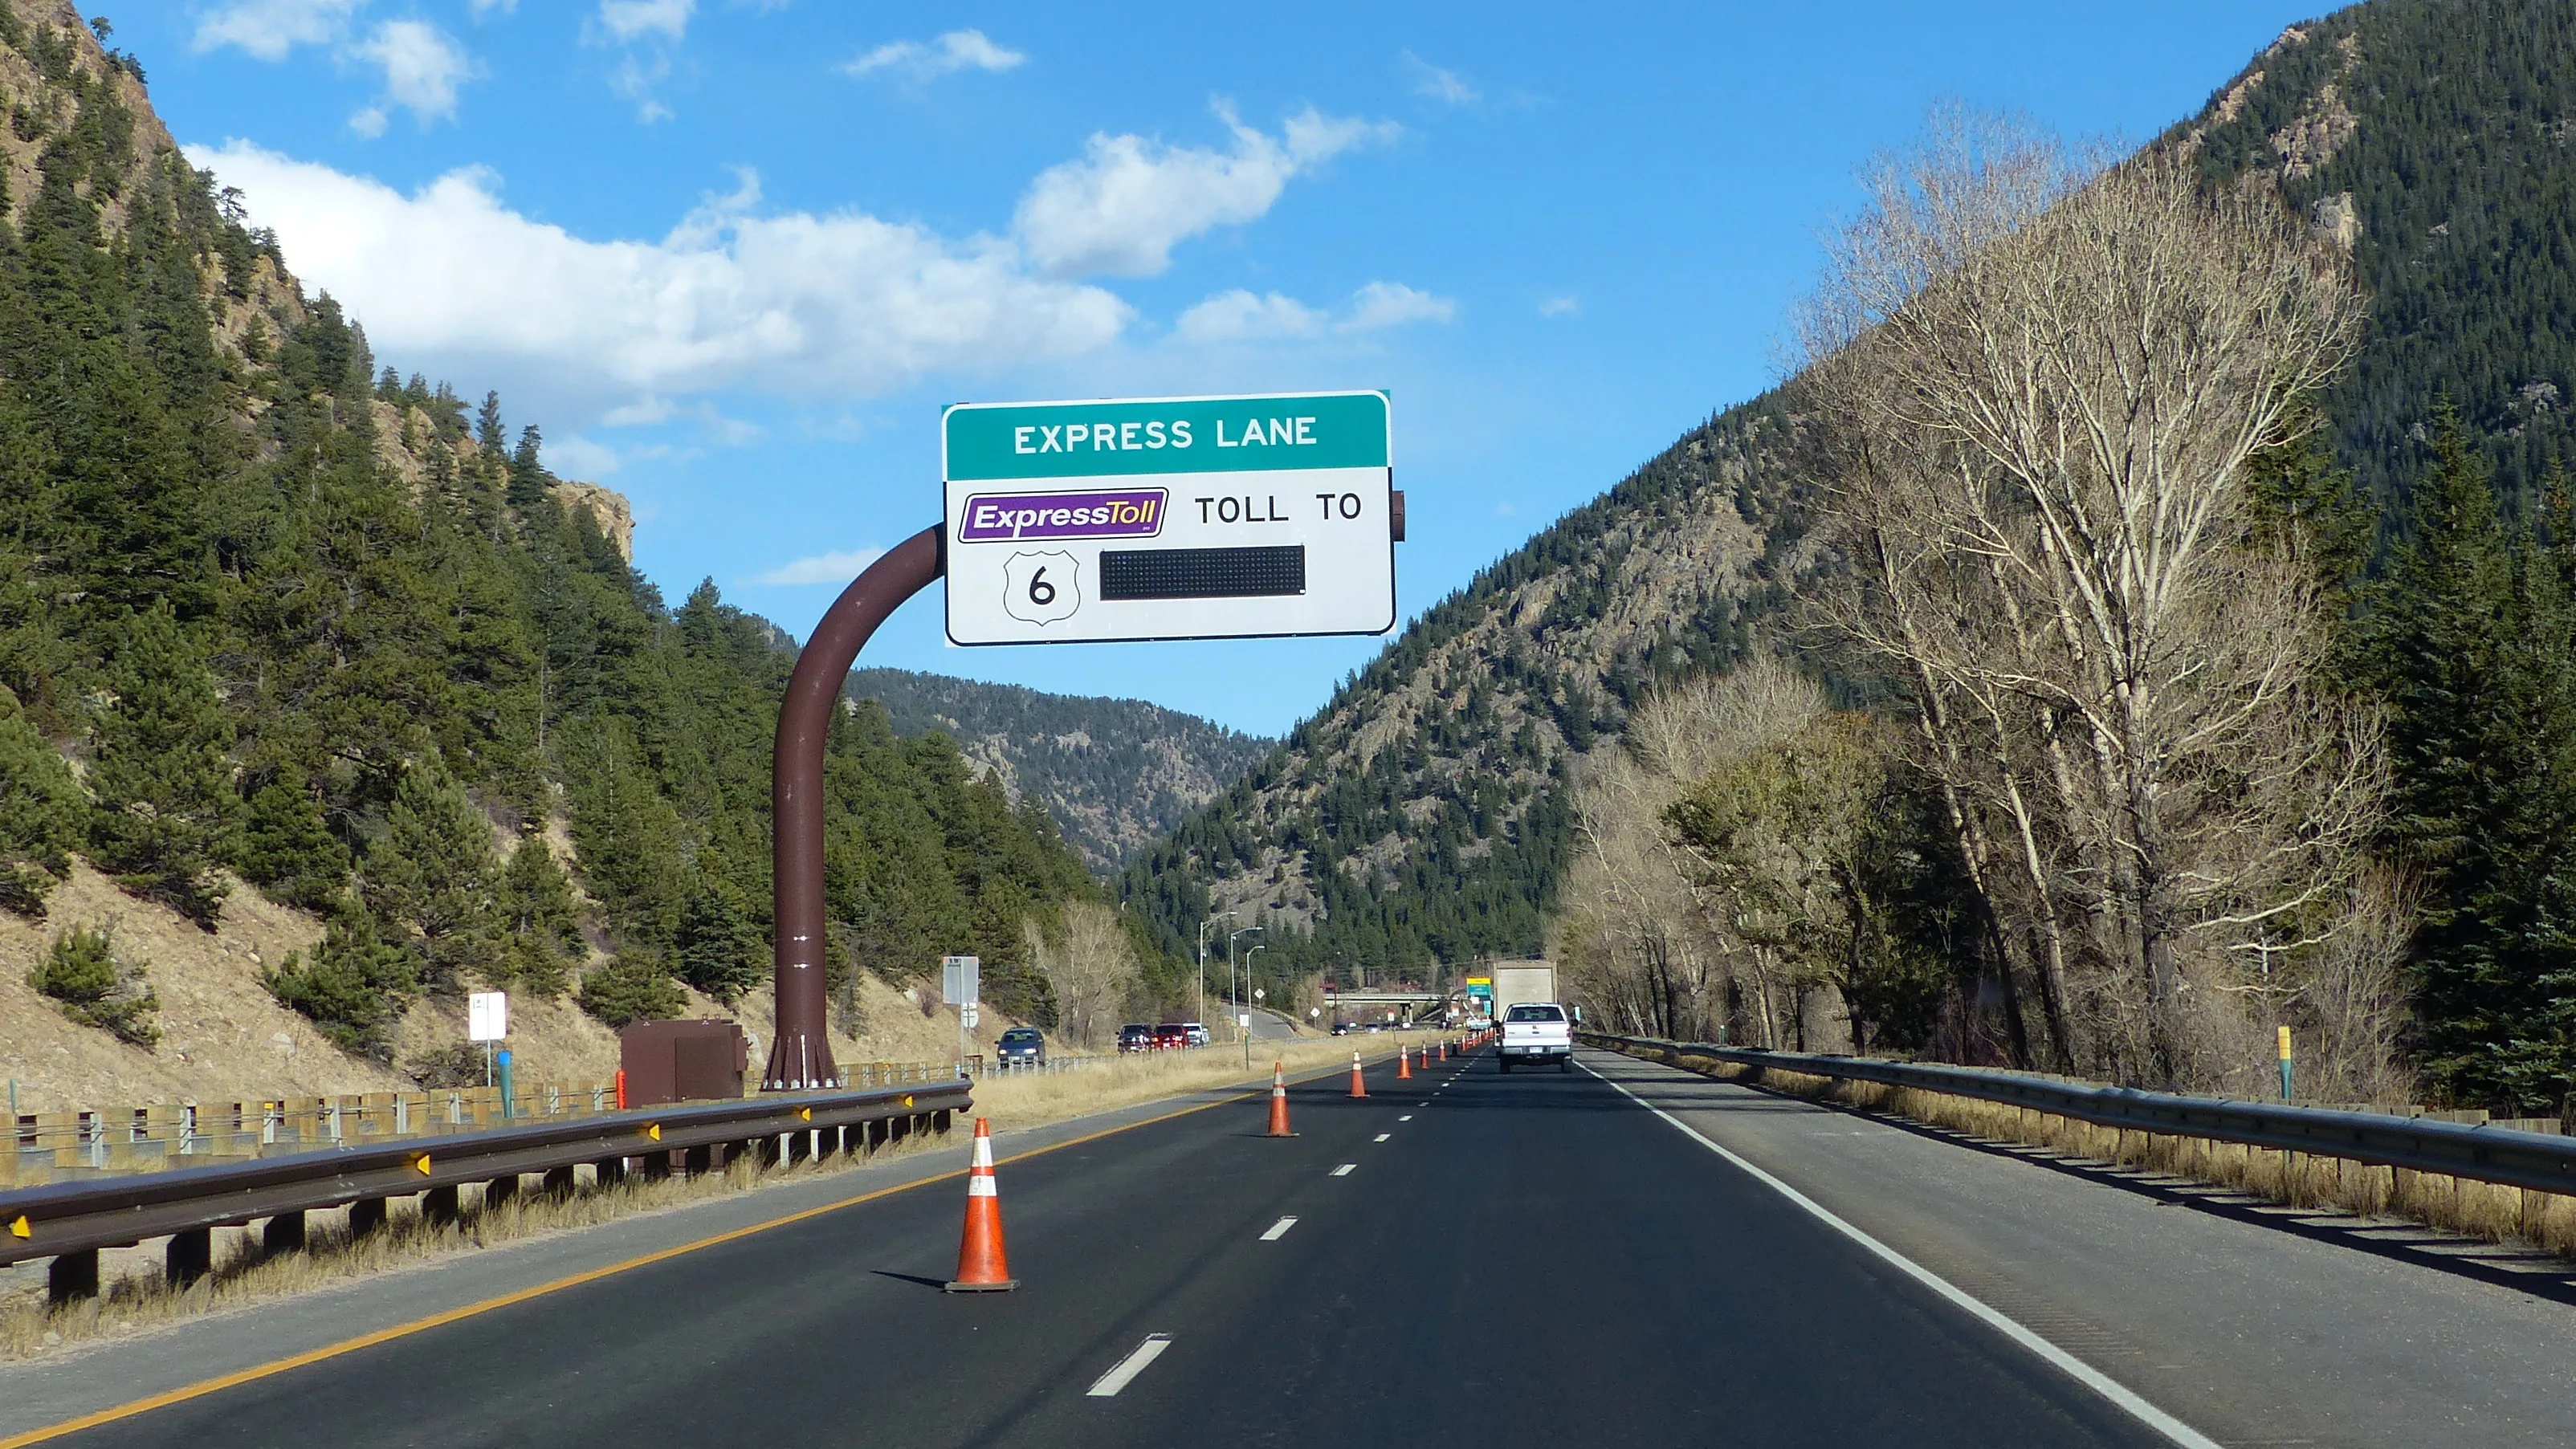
[{"left": 0, "top": 1057, "right": 1382, "bottom": 1449}]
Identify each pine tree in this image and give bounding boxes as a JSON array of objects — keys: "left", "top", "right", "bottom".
[
  {"left": 577, "top": 951, "right": 683, "bottom": 1027},
  {"left": 88, "top": 600, "right": 236, "bottom": 926},
  {"left": 361, "top": 755, "right": 499, "bottom": 992},
  {"left": 675, "top": 850, "right": 764, "bottom": 1004},
  {"left": 566, "top": 717, "right": 686, "bottom": 947},
  {"left": 2370, "top": 407, "right": 2576, "bottom": 1109},
  {"left": 236, "top": 763, "right": 349, "bottom": 911},
  {"left": 0, "top": 686, "right": 81, "bottom": 915},
  {"left": 262, "top": 906, "right": 419, "bottom": 1060},
  {"left": 498, "top": 835, "right": 585, "bottom": 995},
  {"left": 507, "top": 423, "right": 550, "bottom": 515}
]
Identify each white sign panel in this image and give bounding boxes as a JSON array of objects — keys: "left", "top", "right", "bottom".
[
  {"left": 943, "top": 391, "right": 1396, "bottom": 645},
  {"left": 468, "top": 991, "right": 507, "bottom": 1043},
  {"left": 941, "top": 954, "right": 980, "bottom": 1007}
]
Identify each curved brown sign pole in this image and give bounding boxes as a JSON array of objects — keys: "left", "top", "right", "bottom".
[{"left": 765, "top": 524, "right": 944, "bottom": 1090}]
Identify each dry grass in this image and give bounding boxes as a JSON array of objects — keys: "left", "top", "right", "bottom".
[
  {"left": 1648, "top": 1048, "right": 2576, "bottom": 1260},
  {"left": 969, "top": 1037, "right": 1378, "bottom": 1131},
  {"left": 0, "top": 1037, "right": 1406, "bottom": 1363}
]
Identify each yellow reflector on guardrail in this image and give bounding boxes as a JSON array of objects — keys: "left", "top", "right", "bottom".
[
  {"left": 645, "top": 1123, "right": 661, "bottom": 1142},
  {"left": 9, "top": 1215, "right": 28, "bottom": 1239},
  {"left": 408, "top": 1153, "right": 431, "bottom": 1175}
]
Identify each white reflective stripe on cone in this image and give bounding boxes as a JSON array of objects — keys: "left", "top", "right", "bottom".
[{"left": 968, "top": 1174, "right": 997, "bottom": 1197}]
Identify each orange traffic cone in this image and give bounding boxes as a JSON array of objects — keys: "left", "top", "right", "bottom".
[
  {"left": 1266, "top": 1061, "right": 1297, "bottom": 1137},
  {"left": 1438, "top": 1040, "right": 1447, "bottom": 1062},
  {"left": 944, "top": 1117, "right": 1018, "bottom": 1293},
  {"left": 1398, "top": 1047, "right": 1413, "bottom": 1080},
  {"left": 1349, "top": 1051, "right": 1368, "bottom": 1098}
]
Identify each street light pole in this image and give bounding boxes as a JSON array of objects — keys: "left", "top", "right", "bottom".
[
  {"left": 1243, "top": 944, "right": 1267, "bottom": 1068},
  {"left": 1197, "top": 910, "right": 1235, "bottom": 1038},
  {"left": 1229, "top": 925, "right": 1262, "bottom": 1046}
]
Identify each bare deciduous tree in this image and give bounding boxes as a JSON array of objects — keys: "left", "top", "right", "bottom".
[
  {"left": 1555, "top": 658, "right": 1824, "bottom": 1041},
  {"left": 1025, "top": 900, "right": 1138, "bottom": 1051},
  {"left": 1798, "top": 109, "right": 2394, "bottom": 1087}
]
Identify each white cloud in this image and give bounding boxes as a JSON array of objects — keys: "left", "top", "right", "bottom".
[
  {"left": 597, "top": 0, "right": 692, "bottom": 42},
  {"left": 1013, "top": 104, "right": 1398, "bottom": 279},
  {"left": 471, "top": 0, "right": 519, "bottom": 15},
  {"left": 1538, "top": 294, "right": 1580, "bottom": 318},
  {"left": 544, "top": 433, "right": 624, "bottom": 477},
  {"left": 756, "top": 547, "right": 886, "bottom": 586},
  {"left": 193, "top": 0, "right": 363, "bottom": 60},
  {"left": 1175, "top": 290, "right": 1326, "bottom": 344},
  {"left": 844, "top": 29, "right": 1025, "bottom": 83},
  {"left": 1176, "top": 281, "right": 1453, "bottom": 343},
  {"left": 589, "top": 0, "right": 693, "bottom": 119},
  {"left": 190, "top": 142, "right": 1133, "bottom": 407},
  {"left": 1343, "top": 280, "right": 1454, "bottom": 331},
  {"left": 1403, "top": 51, "right": 1478, "bottom": 105},
  {"left": 349, "top": 20, "right": 476, "bottom": 131}
]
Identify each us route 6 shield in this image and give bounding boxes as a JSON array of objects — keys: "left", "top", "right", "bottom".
[{"left": 1003, "top": 550, "right": 1081, "bottom": 626}]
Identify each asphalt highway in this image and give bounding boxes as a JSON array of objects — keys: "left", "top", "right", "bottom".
[{"left": 36, "top": 1044, "right": 2191, "bottom": 1449}]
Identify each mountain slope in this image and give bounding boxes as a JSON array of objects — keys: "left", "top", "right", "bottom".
[
  {"left": 2175, "top": 0, "right": 2576, "bottom": 514},
  {"left": 1124, "top": 0, "right": 2576, "bottom": 999},
  {"left": 1120, "top": 394, "right": 1814, "bottom": 981},
  {"left": 0, "top": 6, "right": 1097, "bottom": 1073},
  {"left": 846, "top": 668, "right": 1270, "bottom": 873}
]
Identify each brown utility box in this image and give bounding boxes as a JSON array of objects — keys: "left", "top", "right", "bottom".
[{"left": 618, "top": 1020, "right": 751, "bottom": 1106}]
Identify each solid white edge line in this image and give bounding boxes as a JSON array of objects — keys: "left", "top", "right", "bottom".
[
  {"left": 1261, "top": 1216, "right": 1298, "bottom": 1241},
  {"left": 1331, "top": 1163, "right": 1355, "bottom": 1177},
  {"left": 1086, "top": 1333, "right": 1175, "bottom": 1398},
  {"left": 1579, "top": 1058, "right": 2223, "bottom": 1449}
]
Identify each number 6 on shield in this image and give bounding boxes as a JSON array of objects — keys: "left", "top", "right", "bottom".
[{"left": 1003, "top": 551, "right": 1081, "bottom": 626}]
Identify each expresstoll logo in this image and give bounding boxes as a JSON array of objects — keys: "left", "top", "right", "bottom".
[{"left": 956, "top": 488, "right": 1167, "bottom": 543}]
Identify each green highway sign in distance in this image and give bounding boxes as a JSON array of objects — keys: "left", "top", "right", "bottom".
[{"left": 942, "top": 391, "right": 1397, "bottom": 646}]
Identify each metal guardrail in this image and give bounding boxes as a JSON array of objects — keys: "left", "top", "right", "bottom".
[
  {"left": 1583, "top": 1032, "right": 2576, "bottom": 1197},
  {"left": 0, "top": 1081, "right": 970, "bottom": 1282}
]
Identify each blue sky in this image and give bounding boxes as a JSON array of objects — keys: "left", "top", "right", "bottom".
[{"left": 121, "top": 1, "right": 2323, "bottom": 736}]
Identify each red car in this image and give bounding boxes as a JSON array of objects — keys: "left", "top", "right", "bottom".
[{"left": 1152, "top": 1023, "right": 1191, "bottom": 1050}]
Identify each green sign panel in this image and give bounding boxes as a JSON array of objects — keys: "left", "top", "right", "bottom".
[{"left": 944, "top": 392, "right": 1390, "bottom": 481}]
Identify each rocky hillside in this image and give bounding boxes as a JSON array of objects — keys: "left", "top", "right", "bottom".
[
  {"left": 2171, "top": 0, "right": 2576, "bottom": 512},
  {"left": 1120, "top": 394, "right": 1815, "bottom": 981},
  {"left": 1123, "top": 0, "right": 2576, "bottom": 994},
  {"left": 0, "top": 3, "right": 1100, "bottom": 1101},
  {"left": 847, "top": 669, "right": 1271, "bottom": 873}
]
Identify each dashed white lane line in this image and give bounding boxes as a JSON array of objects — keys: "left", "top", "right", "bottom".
[
  {"left": 1399, "top": 1114, "right": 1413, "bottom": 1121},
  {"left": 1086, "top": 1334, "right": 1174, "bottom": 1398},
  {"left": 1331, "top": 1163, "right": 1356, "bottom": 1177},
  {"left": 1261, "top": 1216, "right": 1298, "bottom": 1241},
  {"left": 1373, "top": 1133, "right": 1392, "bottom": 1142}
]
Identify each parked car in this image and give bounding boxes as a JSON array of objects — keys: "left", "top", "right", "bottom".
[
  {"left": 1153, "top": 1023, "right": 1191, "bottom": 1050},
  {"left": 1331, "top": 1022, "right": 1351, "bottom": 1036},
  {"left": 1183, "top": 1021, "right": 1211, "bottom": 1047},
  {"left": 1119, "top": 1024, "right": 1154, "bottom": 1053},
  {"left": 996, "top": 1027, "right": 1045, "bottom": 1068}
]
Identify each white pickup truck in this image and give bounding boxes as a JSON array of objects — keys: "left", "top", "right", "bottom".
[{"left": 1497, "top": 1002, "right": 1572, "bottom": 1073}]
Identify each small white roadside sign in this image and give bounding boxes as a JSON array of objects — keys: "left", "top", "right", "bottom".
[
  {"left": 943, "top": 391, "right": 1396, "bottom": 645},
  {"left": 468, "top": 991, "right": 507, "bottom": 1043},
  {"left": 942, "top": 955, "right": 980, "bottom": 1007}
]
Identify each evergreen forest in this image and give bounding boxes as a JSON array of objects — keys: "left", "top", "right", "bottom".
[{"left": 0, "top": 14, "right": 1096, "bottom": 1060}]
